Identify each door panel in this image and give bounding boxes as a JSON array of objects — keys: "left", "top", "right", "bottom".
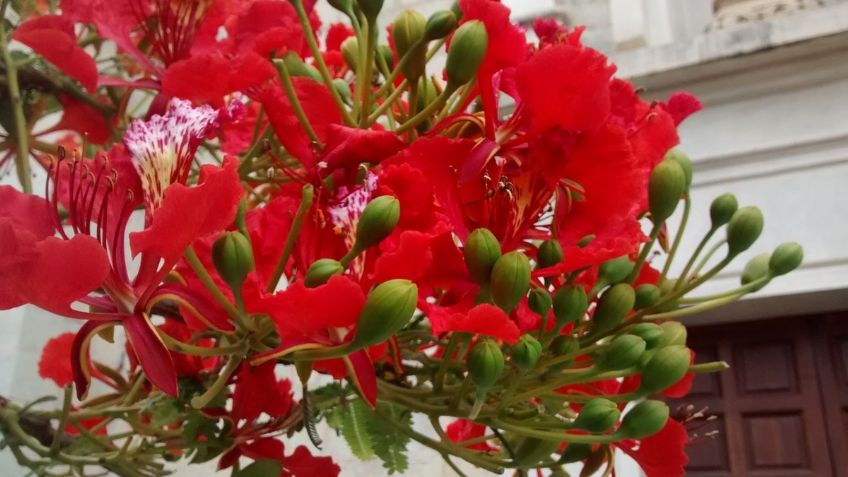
[{"left": 676, "top": 317, "right": 835, "bottom": 477}]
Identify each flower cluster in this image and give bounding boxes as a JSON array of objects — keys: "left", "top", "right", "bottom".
[{"left": 0, "top": 1, "right": 803, "bottom": 476}]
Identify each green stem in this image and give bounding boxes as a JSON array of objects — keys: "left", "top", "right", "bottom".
[
  {"left": 675, "top": 227, "right": 717, "bottom": 291},
  {"left": 373, "top": 406, "right": 505, "bottom": 473},
  {"left": 690, "top": 360, "right": 730, "bottom": 374},
  {"left": 366, "top": 79, "right": 408, "bottom": 125},
  {"left": 690, "top": 239, "right": 728, "bottom": 281},
  {"left": 358, "top": 19, "right": 377, "bottom": 127},
  {"left": 490, "top": 418, "right": 617, "bottom": 445},
  {"left": 0, "top": 11, "right": 32, "bottom": 193},
  {"left": 290, "top": 0, "right": 355, "bottom": 126},
  {"left": 661, "top": 196, "right": 690, "bottom": 280},
  {"left": 395, "top": 86, "right": 456, "bottom": 133},
  {"left": 49, "top": 386, "right": 72, "bottom": 456},
  {"left": 627, "top": 222, "right": 662, "bottom": 283},
  {"left": 679, "top": 275, "right": 770, "bottom": 303},
  {"left": 507, "top": 368, "right": 638, "bottom": 405},
  {"left": 267, "top": 183, "right": 314, "bottom": 292},
  {"left": 191, "top": 355, "right": 241, "bottom": 409},
  {"left": 159, "top": 331, "right": 245, "bottom": 357},
  {"left": 184, "top": 246, "right": 252, "bottom": 331},
  {"left": 273, "top": 59, "right": 321, "bottom": 147}
]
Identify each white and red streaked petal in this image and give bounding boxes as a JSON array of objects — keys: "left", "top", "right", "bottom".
[{"left": 124, "top": 98, "right": 231, "bottom": 215}]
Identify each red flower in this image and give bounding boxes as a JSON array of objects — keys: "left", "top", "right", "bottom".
[
  {"left": 39, "top": 333, "right": 76, "bottom": 388},
  {"left": 446, "top": 419, "right": 496, "bottom": 451},
  {"left": 13, "top": 15, "right": 97, "bottom": 92},
  {"left": 250, "top": 275, "right": 379, "bottom": 406},
  {"left": 618, "top": 419, "right": 689, "bottom": 477},
  {"left": 0, "top": 100, "right": 244, "bottom": 399},
  {"left": 231, "top": 362, "right": 295, "bottom": 423},
  {"left": 428, "top": 303, "right": 520, "bottom": 344}
]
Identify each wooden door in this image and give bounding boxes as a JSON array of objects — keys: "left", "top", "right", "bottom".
[
  {"left": 674, "top": 316, "right": 836, "bottom": 476},
  {"left": 812, "top": 314, "right": 848, "bottom": 477}
]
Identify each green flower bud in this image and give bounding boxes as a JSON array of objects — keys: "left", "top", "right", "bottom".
[
  {"left": 634, "top": 284, "right": 661, "bottom": 309},
  {"left": 710, "top": 193, "right": 738, "bottom": 229},
  {"left": 446, "top": 20, "right": 488, "bottom": 88},
  {"left": 741, "top": 253, "right": 770, "bottom": 292},
  {"left": 726, "top": 206, "right": 764, "bottom": 257},
  {"left": 629, "top": 323, "right": 665, "bottom": 349},
  {"left": 654, "top": 278, "right": 680, "bottom": 312},
  {"left": 559, "top": 443, "right": 592, "bottom": 463},
  {"left": 490, "top": 251, "right": 531, "bottom": 313},
  {"left": 283, "top": 53, "right": 321, "bottom": 82},
  {"left": 392, "top": 10, "right": 427, "bottom": 81},
  {"left": 659, "top": 322, "right": 687, "bottom": 347},
  {"left": 328, "top": 0, "right": 352, "bottom": 12},
  {"left": 618, "top": 400, "right": 669, "bottom": 439},
  {"left": 416, "top": 76, "right": 437, "bottom": 111},
  {"left": 552, "top": 285, "right": 588, "bottom": 329},
  {"left": 463, "top": 228, "right": 501, "bottom": 285},
  {"left": 450, "top": 1, "right": 463, "bottom": 20},
  {"left": 512, "top": 437, "right": 562, "bottom": 469},
  {"left": 571, "top": 398, "right": 621, "bottom": 433},
  {"left": 356, "top": 0, "right": 383, "bottom": 20},
  {"left": 591, "top": 284, "right": 635, "bottom": 335},
  {"left": 351, "top": 279, "right": 418, "bottom": 348},
  {"left": 212, "top": 232, "right": 254, "bottom": 291},
  {"left": 639, "top": 345, "right": 690, "bottom": 394},
  {"left": 425, "top": 10, "right": 458, "bottom": 40},
  {"left": 665, "top": 149, "right": 693, "bottom": 188},
  {"left": 550, "top": 335, "right": 579, "bottom": 358},
  {"left": 648, "top": 159, "right": 686, "bottom": 223},
  {"left": 528, "top": 288, "right": 552, "bottom": 317},
  {"left": 769, "top": 242, "right": 803, "bottom": 276},
  {"left": 596, "top": 334, "right": 646, "bottom": 370},
  {"left": 332, "top": 78, "right": 351, "bottom": 103},
  {"left": 378, "top": 44, "right": 394, "bottom": 70},
  {"left": 340, "top": 36, "right": 359, "bottom": 71},
  {"left": 304, "top": 258, "right": 344, "bottom": 288},
  {"left": 467, "top": 339, "right": 504, "bottom": 389},
  {"left": 537, "top": 239, "right": 563, "bottom": 268},
  {"left": 355, "top": 196, "right": 400, "bottom": 250},
  {"left": 598, "top": 256, "right": 634, "bottom": 285},
  {"left": 511, "top": 335, "right": 542, "bottom": 371}
]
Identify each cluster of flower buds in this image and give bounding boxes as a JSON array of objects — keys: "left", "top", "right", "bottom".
[{"left": 0, "top": 1, "right": 804, "bottom": 476}]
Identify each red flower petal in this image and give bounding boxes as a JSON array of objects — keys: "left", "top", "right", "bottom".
[
  {"left": 257, "top": 79, "right": 341, "bottom": 165},
  {"left": 371, "top": 231, "right": 433, "bottom": 284},
  {"left": 430, "top": 304, "right": 521, "bottom": 344},
  {"left": 619, "top": 419, "right": 689, "bottom": 477},
  {"left": 39, "top": 332, "right": 76, "bottom": 388},
  {"left": 8, "top": 234, "right": 111, "bottom": 316},
  {"left": 130, "top": 158, "right": 243, "bottom": 280},
  {"left": 0, "top": 185, "right": 55, "bottom": 240},
  {"left": 124, "top": 313, "right": 177, "bottom": 397},
  {"left": 321, "top": 125, "right": 405, "bottom": 170},
  {"left": 446, "top": 419, "right": 496, "bottom": 451},
  {"left": 232, "top": 361, "right": 294, "bottom": 422},
  {"left": 343, "top": 349, "right": 377, "bottom": 407},
  {"left": 280, "top": 445, "right": 341, "bottom": 477},
  {"left": 326, "top": 23, "right": 354, "bottom": 52},
  {"left": 162, "top": 52, "right": 276, "bottom": 105},
  {"left": 517, "top": 43, "right": 616, "bottom": 133},
  {"left": 257, "top": 275, "right": 365, "bottom": 341},
  {"left": 663, "top": 92, "right": 702, "bottom": 126},
  {"left": 458, "top": 0, "right": 526, "bottom": 78},
  {"left": 14, "top": 15, "right": 98, "bottom": 92},
  {"left": 232, "top": 1, "right": 307, "bottom": 57},
  {"left": 51, "top": 96, "right": 111, "bottom": 143}
]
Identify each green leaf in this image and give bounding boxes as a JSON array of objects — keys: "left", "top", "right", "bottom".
[
  {"left": 368, "top": 403, "right": 411, "bottom": 474},
  {"left": 340, "top": 399, "right": 376, "bottom": 460},
  {"left": 236, "top": 460, "right": 283, "bottom": 477}
]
